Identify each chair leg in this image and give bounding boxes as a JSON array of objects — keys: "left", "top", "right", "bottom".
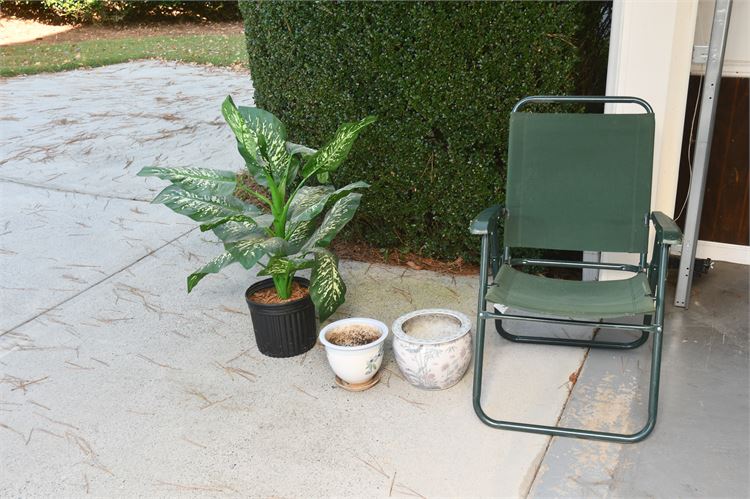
[
  {"left": 473, "top": 308, "right": 663, "bottom": 443},
  {"left": 494, "top": 315, "right": 651, "bottom": 350}
]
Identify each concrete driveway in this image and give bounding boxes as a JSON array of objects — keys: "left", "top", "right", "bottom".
[
  {"left": 0, "top": 62, "right": 586, "bottom": 497},
  {"left": 2, "top": 61, "right": 747, "bottom": 498}
]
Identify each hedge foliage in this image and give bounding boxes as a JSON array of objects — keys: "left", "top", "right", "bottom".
[{"left": 240, "top": 1, "right": 609, "bottom": 262}]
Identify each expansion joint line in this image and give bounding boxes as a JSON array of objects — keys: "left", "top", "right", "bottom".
[
  {"left": 0, "top": 177, "right": 154, "bottom": 203},
  {"left": 522, "top": 328, "right": 599, "bottom": 497},
  {"left": 0, "top": 227, "right": 196, "bottom": 337}
]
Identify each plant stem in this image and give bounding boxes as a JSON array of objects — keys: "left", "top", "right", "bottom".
[
  {"left": 263, "top": 176, "right": 285, "bottom": 238},
  {"left": 272, "top": 273, "right": 293, "bottom": 299},
  {"left": 237, "top": 184, "right": 272, "bottom": 207},
  {"left": 285, "top": 274, "right": 294, "bottom": 297}
]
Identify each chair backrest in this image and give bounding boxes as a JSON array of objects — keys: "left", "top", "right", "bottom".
[{"left": 504, "top": 100, "right": 655, "bottom": 254}]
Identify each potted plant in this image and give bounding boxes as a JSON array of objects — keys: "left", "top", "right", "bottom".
[
  {"left": 138, "top": 95, "right": 375, "bottom": 357},
  {"left": 318, "top": 318, "right": 389, "bottom": 389}
]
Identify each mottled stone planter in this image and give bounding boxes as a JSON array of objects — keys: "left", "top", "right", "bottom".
[{"left": 392, "top": 309, "right": 472, "bottom": 390}]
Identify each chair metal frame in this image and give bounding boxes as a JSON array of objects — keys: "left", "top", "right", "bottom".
[{"left": 469, "top": 96, "right": 682, "bottom": 443}]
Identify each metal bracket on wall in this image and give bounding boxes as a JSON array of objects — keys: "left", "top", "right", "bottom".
[
  {"left": 692, "top": 45, "right": 709, "bottom": 64},
  {"left": 675, "top": 0, "right": 733, "bottom": 309}
]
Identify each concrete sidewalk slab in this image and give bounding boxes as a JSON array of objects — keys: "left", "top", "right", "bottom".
[
  {"left": 0, "top": 181, "right": 194, "bottom": 333},
  {"left": 1, "top": 228, "right": 586, "bottom": 497},
  {"left": 0, "top": 61, "right": 252, "bottom": 200}
]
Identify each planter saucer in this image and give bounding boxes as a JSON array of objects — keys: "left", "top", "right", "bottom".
[{"left": 335, "top": 370, "right": 382, "bottom": 392}]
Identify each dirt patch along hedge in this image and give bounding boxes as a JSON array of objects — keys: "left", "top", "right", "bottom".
[{"left": 239, "top": 1, "right": 608, "bottom": 262}]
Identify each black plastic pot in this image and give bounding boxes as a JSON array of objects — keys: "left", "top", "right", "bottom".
[{"left": 245, "top": 277, "right": 317, "bottom": 358}]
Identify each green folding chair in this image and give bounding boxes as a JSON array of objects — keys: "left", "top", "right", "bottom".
[{"left": 470, "top": 96, "right": 682, "bottom": 443}]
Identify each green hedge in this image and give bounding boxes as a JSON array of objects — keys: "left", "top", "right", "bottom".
[{"left": 240, "top": 1, "right": 608, "bottom": 262}]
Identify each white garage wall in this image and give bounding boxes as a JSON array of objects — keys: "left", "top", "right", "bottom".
[{"left": 601, "top": 0, "right": 700, "bottom": 280}]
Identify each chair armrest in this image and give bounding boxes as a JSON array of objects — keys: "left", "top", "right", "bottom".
[
  {"left": 470, "top": 205, "right": 503, "bottom": 235},
  {"left": 651, "top": 211, "right": 682, "bottom": 245}
]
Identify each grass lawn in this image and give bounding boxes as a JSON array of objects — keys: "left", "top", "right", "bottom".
[{"left": 1, "top": 33, "right": 247, "bottom": 77}]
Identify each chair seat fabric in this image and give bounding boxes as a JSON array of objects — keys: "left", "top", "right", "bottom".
[{"left": 486, "top": 265, "right": 655, "bottom": 319}]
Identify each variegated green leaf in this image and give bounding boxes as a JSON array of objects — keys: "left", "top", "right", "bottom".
[
  {"left": 221, "top": 96, "right": 267, "bottom": 185},
  {"left": 258, "top": 256, "right": 315, "bottom": 277},
  {"left": 291, "top": 258, "right": 316, "bottom": 272},
  {"left": 137, "top": 166, "right": 237, "bottom": 196},
  {"left": 258, "top": 131, "right": 291, "bottom": 185},
  {"left": 302, "top": 192, "right": 363, "bottom": 251},
  {"left": 257, "top": 256, "right": 295, "bottom": 277},
  {"left": 151, "top": 185, "right": 260, "bottom": 222},
  {"left": 262, "top": 237, "right": 290, "bottom": 257},
  {"left": 237, "top": 106, "right": 286, "bottom": 138},
  {"left": 199, "top": 215, "right": 256, "bottom": 232},
  {"left": 286, "top": 142, "right": 317, "bottom": 157},
  {"left": 309, "top": 248, "right": 346, "bottom": 321},
  {"left": 327, "top": 180, "right": 370, "bottom": 205},
  {"left": 225, "top": 237, "right": 271, "bottom": 270},
  {"left": 285, "top": 219, "right": 317, "bottom": 251},
  {"left": 226, "top": 236, "right": 289, "bottom": 269},
  {"left": 200, "top": 213, "right": 273, "bottom": 233},
  {"left": 287, "top": 186, "right": 334, "bottom": 221},
  {"left": 286, "top": 156, "right": 301, "bottom": 189},
  {"left": 187, "top": 251, "right": 237, "bottom": 292},
  {"left": 211, "top": 219, "right": 268, "bottom": 243},
  {"left": 317, "top": 171, "right": 331, "bottom": 184},
  {"left": 288, "top": 181, "right": 369, "bottom": 224},
  {"left": 238, "top": 106, "right": 291, "bottom": 185},
  {"left": 286, "top": 144, "right": 314, "bottom": 186},
  {"left": 301, "top": 116, "right": 376, "bottom": 180}
]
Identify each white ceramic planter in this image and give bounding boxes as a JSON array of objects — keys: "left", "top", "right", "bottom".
[
  {"left": 392, "top": 309, "right": 472, "bottom": 390},
  {"left": 319, "top": 318, "right": 388, "bottom": 385}
]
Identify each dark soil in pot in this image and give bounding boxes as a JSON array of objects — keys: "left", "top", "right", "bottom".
[
  {"left": 245, "top": 277, "right": 316, "bottom": 358},
  {"left": 249, "top": 281, "right": 308, "bottom": 304},
  {"left": 325, "top": 324, "right": 381, "bottom": 347}
]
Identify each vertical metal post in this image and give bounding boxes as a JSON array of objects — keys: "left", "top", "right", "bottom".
[{"left": 675, "top": 0, "right": 732, "bottom": 308}]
